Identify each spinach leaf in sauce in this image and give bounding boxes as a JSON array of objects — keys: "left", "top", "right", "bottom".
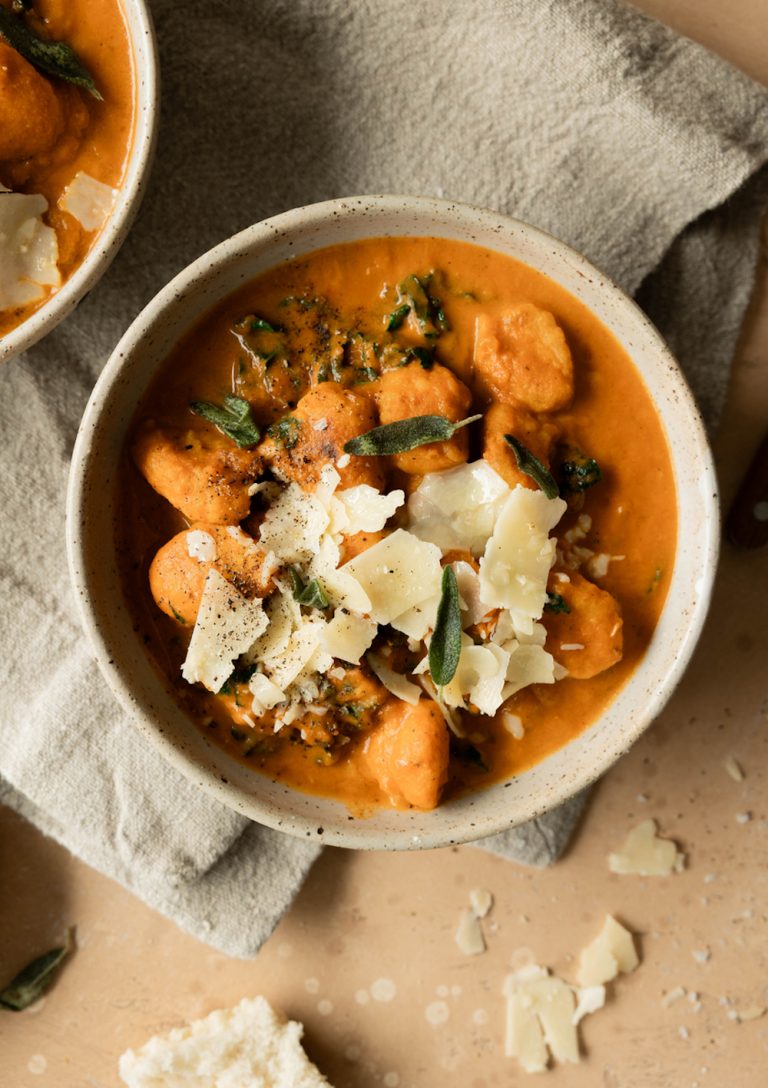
[
  {"left": 384, "top": 272, "right": 450, "bottom": 337},
  {"left": 0, "top": 8, "right": 102, "bottom": 98},
  {"left": 344, "top": 413, "right": 481, "bottom": 457},
  {"left": 190, "top": 396, "right": 261, "bottom": 448},
  {"left": 266, "top": 415, "right": 302, "bottom": 449}
]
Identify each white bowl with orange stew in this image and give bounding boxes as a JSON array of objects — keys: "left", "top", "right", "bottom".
[
  {"left": 0, "top": 0, "right": 157, "bottom": 361},
  {"left": 66, "top": 196, "right": 718, "bottom": 849}
]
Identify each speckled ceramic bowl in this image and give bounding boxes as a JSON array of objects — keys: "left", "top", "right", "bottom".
[
  {"left": 66, "top": 196, "right": 719, "bottom": 850},
  {"left": 0, "top": 0, "right": 158, "bottom": 364}
]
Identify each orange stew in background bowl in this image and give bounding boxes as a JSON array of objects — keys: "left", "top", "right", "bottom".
[
  {"left": 118, "top": 237, "right": 677, "bottom": 815},
  {"left": 0, "top": 0, "right": 134, "bottom": 337}
]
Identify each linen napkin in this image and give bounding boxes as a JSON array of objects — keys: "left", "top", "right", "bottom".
[{"left": 1, "top": 0, "right": 767, "bottom": 958}]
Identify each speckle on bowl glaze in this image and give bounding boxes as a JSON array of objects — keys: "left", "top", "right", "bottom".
[{"left": 65, "top": 196, "right": 718, "bottom": 851}]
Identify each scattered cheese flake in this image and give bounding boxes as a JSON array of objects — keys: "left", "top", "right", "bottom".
[
  {"left": 451, "top": 560, "right": 491, "bottom": 627},
  {"left": 678, "top": 1025, "right": 690, "bottom": 1041},
  {"left": 181, "top": 570, "right": 268, "bottom": 692},
  {"left": 469, "top": 888, "right": 493, "bottom": 919},
  {"left": 724, "top": 756, "right": 745, "bottom": 782},
  {"left": 0, "top": 189, "right": 60, "bottom": 308},
  {"left": 455, "top": 909, "right": 486, "bottom": 956},
  {"left": 692, "top": 948, "right": 711, "bottom": 965},
  {"left": 503, "top": 965, "right": 579, "bottom": 1074},
  {"left": 59, "top": 170, "right": 117, "bottom": 231},
  {"left": 186, "top": 529, "right": 217, "bottom": 563},
  {"left": 735, "top": 812, "right": 752, "bottom": 825},
  {"left": 662, "top": 987, "right": 687, "bottom": 1008},
  {"left": 608, "top": 819, "right": 686, "bottom": 876},
  {"left": 264, "top": 617, "right": 330, "bottom": 690},
  {"left": 559, "top": 642, "right": 585, "bottom": 651},
  {"left": 576, "top": 916, "right": 639, "bottom": 987},
  {"left": 340, "top": 529, "right": 443, "bottom": 624},
  {"left": 310, "top": 534, "right": 371, "bottom": 614},
  {"left": 259, "top": 465, "right": 338, "bottom": 563},
  {"left": 502, "top": 643, "right": 556, "bottom": 699},
  {"left": 587, "top": 553, "right": 611, "bottom": 578},
  {"left": 733, "top": 1006, "right": 765, "bottom": 1022},
  {"left": 479, "top": 487, "right": 566, "bottom": 631},
  {"left": 367, "top": 653, "right": 421, "bottom": 706},
  {"left": 336, "top": 453, "right": 351, "bottom": 469},
  {"left": 407, "top": 459, "right": 511, "bottom": 555},
  {"left": 572, "top": 986, "right": 606, "bottom": 1025},
  {"left": 502, "top": 711, "right": 524, "bottom": 739},
  {"left": 312, "top": 417, "right": 328, "bottom": 431},
  {"left": 322, "top": 611, "right": 377, "bottom": 664}
]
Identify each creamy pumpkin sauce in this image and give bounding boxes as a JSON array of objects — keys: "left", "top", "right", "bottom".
[
  {"left": 118, "top": 237, "right": 676, "bottom": 813},
  {"left": 0, "top": 0, "right": 135, "bottom": 336}
]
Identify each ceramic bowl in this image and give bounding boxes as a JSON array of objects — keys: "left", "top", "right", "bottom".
[
  {"left": 0, "top": 0, "right": 158, "bottom": 364},
  {"left": 66, "top": 196, "right": 719, "bottom": 850}
]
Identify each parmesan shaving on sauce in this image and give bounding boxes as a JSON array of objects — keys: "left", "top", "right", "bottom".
[
  {"left": 58, "top": 170, "right": 117, "bottom": 232},
  {"left": 0, "top": 187, "right": 60, "bottom": 309},
  {"left": 180, "top": 458, "right": 568, "bottom": 728}
]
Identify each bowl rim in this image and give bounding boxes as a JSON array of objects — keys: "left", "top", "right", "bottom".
[
  {"left": 0, "top": 0, "right": 159, "bottom": 364},
  {"left": 66, "top": 194, "right": 720, "bottom": 850}
]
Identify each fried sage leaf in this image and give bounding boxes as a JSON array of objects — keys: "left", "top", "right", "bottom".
[
  {"left": 345, "top": 413, "right": 481, "bottom": 457},
  {"left": 0, "top": 9, "right": 102, "bottom": 98},
  {"left": 289, "top": 568, "right": 329, "bottom": 609},
  {"left": 429, "top": 566, "right": 462, "bottom": 687},
  {"left": 0, "top": 929, "right": 74, "bottom": 1012},
  {"left": 544, "top": 591, "right": 571, "bottom": 614},
  {"left": 190, "top": 396, "right": 261, "bottom": 448},
  {"left": 560, "top": 448, "right": 602, "bottom": 492},
  {"left": 504, "top": 434, "right": 560, "bottom": 499}
]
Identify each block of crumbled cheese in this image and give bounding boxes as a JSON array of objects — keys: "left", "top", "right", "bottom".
[
  {"left": 367, "top": 652, "right": 421, "bottom": 705},
  {"left": 331, "top": 484, "right": 404, "bottom": 536},
  {"left": 340, "top": 529, "right": 443, "bottom": 624},
  {"left": 259, "top": 467, "right": 339, "bottom": 563},
  {"left": 455, "top": 908, "right": 486, "bottom": 955},
  {"left": 502, "top": 643, "right": 556, "bottom": 699},
  {"left": 0, "top": 189, "right": 60, "bottom": 309},
  {"left": 181, "top": 570, "right": 268, "bottom": 692},
  {"left": 503, "top": 965, "right": 579, "bottom": 1073},
  {"left": 322, "top": 610, "right": 377, "bottom": 663},
  {"left": 608, "top": 819, "right": 686, "bottom": 876},
  {"left": 118, "top": 994, "right": 333, "bottom": 1088},
  {"left": 576, "top": 915, "right": 639, "bottom": 987},
  {"left": 59, "top": 170, "right": 117, "bottom": 232},
  {"left": 407, "top": 459, "right": 510, "bottom": 555},
  {"left": 186, "top": 529, "right": 217, "bottom": 563},
  {"left": 249, "top": 671, "right": 285, "bottom": 714},
  {"left": 479, "top": 487, "right": 566, "bottom": 630},
  {"left": 443, "top": 642, "right": 510, "bottom": 716}
]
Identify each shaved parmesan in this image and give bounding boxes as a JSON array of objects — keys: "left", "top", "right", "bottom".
[
  {"left": 572, "top": 985, "right": 606, "bottom": 1025},
  {"left": 576, "top": 915, "right": 639, "bottom": 987},
  {"left": 333, "top": 485, "right": 404, "bottom": 535},
  {"left": 452, "top": 560, "right": 491, "bottom": 627},
  {"left": 0, "top": 189, "right": 60, "bottom": 308},
  {"left": 259, "top": 482, "right": 330, "bottom": 563},
  {"left": 455, "top": 909, "right": 486, "bottom": 956},
  {"left": 244, "top": 588, "right": 299, "bottom": 664},
  {"left": 263, "top": 617, "right": 329, "bottom": 690},
  {"left": 503, "top": 643, "right": 556, "bottom": 699},
  {"left": 59, "top": 171, "right": 117, "bottom": 231},
  {"left": 608, "top": 819, "right": 686, "bottom": 876},
  {"left": 249, "top": 672, "right": 285, "bottom": 714},
  {"left": 479, "top": 487, "right": 566, "bottom": 632},
  {"left": 322, "top": 611, "right": 377, "bottom": 663},
  {"left": 367, "top": 653, "right": 421, "bottom": 705},
  {"left": 186, "top": 529, "right": 217, "bottom": 563},
  {"left": 407, "top": 459, "right": 510, "bottom": 555},
  {"left": 310, "top": 534, "right": 371, "bottom": 614},
  {"left": 503, "top": 965, "right": 578, "bottom": 1073},
  {"left": 469, "top": 888, "right": 493, "bottom": 918},
  {"left": 443, "top": 642, "right": 510, "bottom": 716},
  {"left": 389, "top": 592, "right": 441, "bottom": 640},
  {"left": 182, "top": 570, "right": 268, "bottom": 692},
  {"left": 340, "top": 529, "right": 442, "bottom": 624}
]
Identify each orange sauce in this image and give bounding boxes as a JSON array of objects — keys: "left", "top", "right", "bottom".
[
  {"left": 0, "top": 0, "right": 135, "bottom": 336},
  {"left": 118, "top": 236, "right": 677, "bottom": 812}
]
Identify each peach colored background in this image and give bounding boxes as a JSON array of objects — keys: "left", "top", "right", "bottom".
[{"left": 2, "top": 2, "right": 768, "bottom": 1084}]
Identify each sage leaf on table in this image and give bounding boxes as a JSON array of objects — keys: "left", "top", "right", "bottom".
[
  {"left": 0, "top": 9, "right": 102, "bottom": 98},
  {"left": 190, "top": 396, "right": 261, "bottom": 448},
  {"left": 429, "top": 566, "right": 462, "bottom": 687},
  {"left": 504, "top": 434, "right": 560, "bottom": 499},
  {"left": 0, "top": 929, "right": 74, "bottom": 1012},
  {"left": 345, "top": 413, "right": 482, "bottom": 457}
]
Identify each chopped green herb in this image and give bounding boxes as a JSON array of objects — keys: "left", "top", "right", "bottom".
[
  {"left": 295, "top": 576, "right": 329, "bottom": 610},
  {"left": 504, "top": 435, "right": 560, "bottom": 499},
  {"left": 544, "top": 592, "right": 571, "bottom": 614},
  {"left": 646, "top": 567, "right": 662, "bottom": 594},
  {"left": 266, "top": 415, "right": 302, "bottom": 449},
  {"left": 429, "top": 566, "right": 462, "bottom": 687},
  {"left": 345, "top": 413, "right": 481, "bottom": 457},
  {"left": 249, "top": 316, "right": 280, "bottom": 333},
  {"left": 353, "top": 366, "right": 379, "bottom": 384},
  {"left": 404, "top": 345, "right": 435, "bottom": 369},
  {"left": 169, "top": 605, "right": 187, "bottom": 626},
  {"left": 190, "top": 395, "right": 261, "bottom": 448},
  {"left": 218, "top": 664, "right": 258, "bottom": 695},
  {"left": 0, "top": 9, "right": 102, "bottom": 97},
  {"left": 386, "top": 302, "right": 411, "bottom": 332},
  {"left": 559, "top": 448, "right": 602, "bottom": 492},
  {"left": 0, "top": 929, "right": 74, "bottom": 1012}
]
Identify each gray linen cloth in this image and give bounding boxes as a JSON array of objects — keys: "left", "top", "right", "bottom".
[{"left": 1, "top": 0, "right": 767, "bottom": 957}]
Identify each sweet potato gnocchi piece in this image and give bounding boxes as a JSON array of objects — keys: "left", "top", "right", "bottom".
[
  {"left": 483, "top": 402, "right": 561, "bottom": 491},
  {"left": 374, "top": 362, "right": 473, "bottom": 474},
  {"left": 339, "top": 529, "right": 388, "bottom": 563},
  {"left": 133, "top": 424, "right": 261, "bottom": 525},
  {"left": 474, "top": 303, "right": 574, "bottom": 412},
  {"left": 543, "top": 570, "right": 623, "bottom": 679},
  {"left": 0, "top": 43, "right": 66, "bottom": 163},
  {"left": 149, "top": 525, "right": 274, "bottom": 626},
  {"left": 259, "top": 383, "right": 385, "bottom": 491},
  {"left": 364, "top": 697, "right": 450, "bottom": 810}
]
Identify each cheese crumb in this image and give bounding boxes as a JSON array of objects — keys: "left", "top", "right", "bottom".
[
  {"left": 608, "top": 819, "right": 685, "bottom": 876},
  {"left": 735, "top": 811, "right": 752, "bottom": 825},
  {"left": 692, "top": 948, "right": 711, "bottom": 965},
  {"left": 186, "top": 529, "right": 217, "bottom": 563},
  {"left": 455, "top": 909, "right": 486, "bottom": 956},
  {"left": 723, "top": 756, "right": 745, "bottom": 782},
  {"left": 576, "top": 915, "right": 639, "bottom": 987},
  {"left": 662, "top": 987, "right": 686, "bottom": 1008},
  {"left": 469, "top": 888, "right": 493, "bottom": 918}
]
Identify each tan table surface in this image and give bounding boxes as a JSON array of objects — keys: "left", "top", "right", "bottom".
[{"left": 3, "top": 3, "right": 768, "bottom": 1085}]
